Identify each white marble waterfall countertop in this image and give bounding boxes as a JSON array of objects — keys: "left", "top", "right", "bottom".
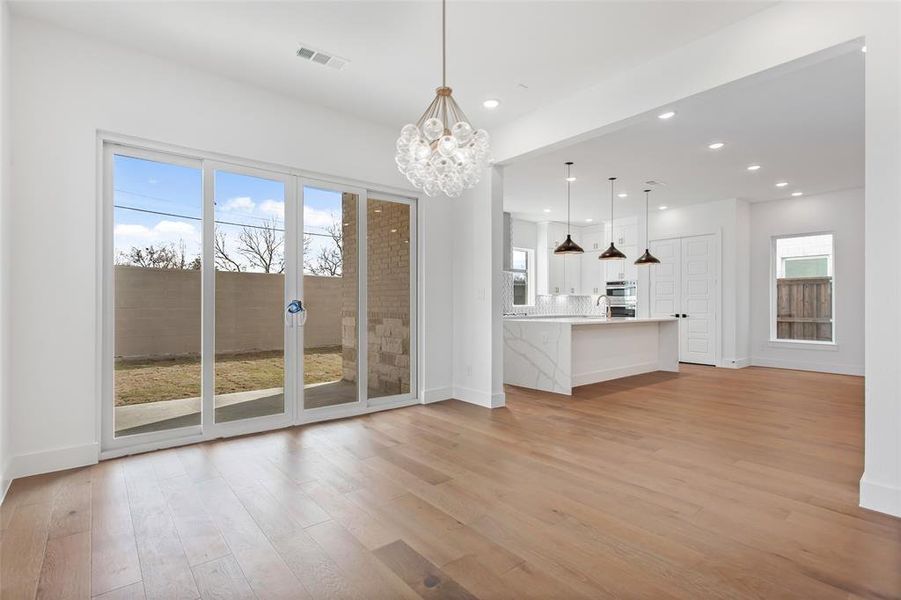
[{"left": 503, "top": 315, "right": 678, "bottom": 325}]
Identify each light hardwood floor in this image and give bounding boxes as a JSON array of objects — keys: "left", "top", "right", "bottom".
[{"left": 2, "top": 365, "right": 899, "bottom": 599}]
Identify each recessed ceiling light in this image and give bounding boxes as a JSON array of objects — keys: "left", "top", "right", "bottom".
[
  {"left": 565, "top": 176, "right": 577, "bottom": 182},
  {"left": 775, "top": 181, "right": 788, "bottom": 187},
  {"left": 862, "top": 45, "right": 867, "bottom": 53},
  {"left": 792, "top": 191, "right": 803, "bottom": 197},
  {"left": 543, "top": 208, "right": 552, "bottom": 213},
  {"left": 617, "top": 192, "right": 628, "bottom": 198},
  {"left": 658, "top": 205, "right": 668, "bottom": 210},
  {"left": 708, "top": 142, "right": 725, "bottom": 150},
  {"left": 747, "top": 164, "right": 761, "bottom": 171},
  {"left": 483, "top": 98, "right": 500, "bottom": 109},
  {"left": 390, "top": 228, "right": 398, "bottom": 233},
  {"left": 657, "top": 111, "right": 676, "bottom": 120},
  {"left": 374, "top": 208, "right": 382, "bottom": 213},
  {"left": 585, "top": 218, "right": 593, "bottom": 223}
]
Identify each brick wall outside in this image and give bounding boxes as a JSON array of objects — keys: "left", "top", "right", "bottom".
[
  {"left": 365, "top": 198, "right": 411, "bottom": 396},
  {"left": 340, "top": 193, "right": 359, "bottom": 383},
  {"left": 115, "top": 266, "right": 343, "bottom": 357}
]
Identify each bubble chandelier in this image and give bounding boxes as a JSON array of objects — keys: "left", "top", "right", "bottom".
[{"left": 394, "top": 0, "right": 490, "bottom": 198}]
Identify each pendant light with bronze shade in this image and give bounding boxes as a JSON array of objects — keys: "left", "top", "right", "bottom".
[
  {"left": 634, "top": 189, "right": 661, "bottom": 265},
  {"left": 599, "top": 177, "right": 627, "bottom": 260},
  {"left": 554, "top": 162, "right": 584, "bottom": 255}
]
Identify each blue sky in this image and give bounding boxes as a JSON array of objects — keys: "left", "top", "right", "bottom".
[{"left": 113, "top": 154, "right": 342, "bottom": 272}]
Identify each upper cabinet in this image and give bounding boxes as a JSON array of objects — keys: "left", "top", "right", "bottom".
[{"left": 532, "top": 218, "right": 639, "bottom": 295}]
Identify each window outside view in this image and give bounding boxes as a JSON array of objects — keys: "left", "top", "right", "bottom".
[
  {"left": 112, "top": 155, "right": 359, "bottom": 435},
  {"left": 774, "top": 233, "right": 834, "bottom": 342},
  {"left": 511, "top": 248, "right": 532, "bottom": 306}
]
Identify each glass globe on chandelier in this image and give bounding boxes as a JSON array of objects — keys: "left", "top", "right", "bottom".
[{"left": 394, "top": 0, "right": 490, "bottom": 198}]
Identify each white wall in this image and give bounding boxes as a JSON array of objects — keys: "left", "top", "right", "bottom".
[
  {"left": 451, "top": 168, "right": 505, "bottom": 408},
  {"left": 0, "top": 0, "right": 10, "bottom": 500},
  {"left": 749, "top": 189, "right": 864, "bottom": 375},
  {"left": 648, "top": 198, "right": 750, "bottom": 367},
  {"left": 511, "top": 218, "right": 537, "bottom": 253},
  {"left": 7, "top": 16, "right": 454, "bottom": 478},
  {"left": 490, "top": 1, "right": 900, "bottom": 517}
]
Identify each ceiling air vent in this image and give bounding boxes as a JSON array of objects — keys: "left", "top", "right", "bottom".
[
  {"left": 644, "top": 180, "right": 667, "bottom": 187},
  {"left": 296, "top": 45, "right": 349, "bottom": 70}
]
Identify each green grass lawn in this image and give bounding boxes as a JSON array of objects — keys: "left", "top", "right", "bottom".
[{"left": 115, "top": 347, "right": 344, "bottom": 406}]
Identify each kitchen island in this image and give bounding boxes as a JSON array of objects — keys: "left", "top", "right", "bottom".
[{"left": 503, "top": 316, "right": 679, "bottom": 395}]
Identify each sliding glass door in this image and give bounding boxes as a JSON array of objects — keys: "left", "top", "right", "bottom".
[
  {"left": 103, "top": 142, "right": 417, "bottom": 453},
  {"left": 110, "top": 152, "right": 204, "bottom": 437},
  {"left": 211, "top": 166, "right": 294, "bottom": 425},
  {"left": 300, "top": 182, "right": 362, "bottom": 410}
]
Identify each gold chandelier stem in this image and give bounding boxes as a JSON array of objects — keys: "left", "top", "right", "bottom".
[{"left": 442, "top": 0, "right": 446, "bottom": 88}]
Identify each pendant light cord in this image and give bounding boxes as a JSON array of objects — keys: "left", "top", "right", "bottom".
[
  {"left": 566, "top": 163, "right": 572, "bottom": 233},
  {"left": 645, "top": 189, "right": 651, "bottom": 247},
  {"left": 609, "top": 177, "right": 616, "bottom": 226},
  {"left": 442, "top": 0, "right": 446, "bottom": 87}
]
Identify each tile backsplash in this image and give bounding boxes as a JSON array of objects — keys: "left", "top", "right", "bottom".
[{"left": 502, "top": 272, "right": 607, "bottom": 316}]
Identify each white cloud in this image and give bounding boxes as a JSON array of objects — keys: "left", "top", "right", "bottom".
[
  {"left": 114, "top": 219, "right": 201, "bottom": 255},
  {"left": 304, "top": 206, "right": 337, "bottom": 230},
  {"left": 155, "top": 220, "right": 197, "bottom": 235},
  {"left": 260, "top": 199, "right": 285, "bottom": 220},
  {"left": 223, "top": 196, "right": 255, "bottom": 212}
]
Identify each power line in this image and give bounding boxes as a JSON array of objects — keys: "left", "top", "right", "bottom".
[
  {"left": 113, "top": 204, "right": 337, "bottom": 238},
  {"left": 113, "top": 188, "right": 328, "bottom": 232}
]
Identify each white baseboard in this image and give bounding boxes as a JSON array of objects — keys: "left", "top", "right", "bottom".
[
  {"left": 860, "top": 474, "right": 901, "bottom": 518},
  {"left": 571, "top": 362, "right": 660, "bottom": 387},
  {"left": 750, "top": 357, "right": 863, "bottom": 376},
  {"left": 8, "top": 442, "right": 100, "bottom": 480},
  {"left": 422, "top": 386, "right": 453, "bottom": 404},
  {"left": 720, "top": 357, "right": 751, "bottom": 369},
  {"left": 452, "top": 386, "right": 505, "bottom": 409},
  {"left": 1, "top": 458, "right": 11, "bottom": 505}
]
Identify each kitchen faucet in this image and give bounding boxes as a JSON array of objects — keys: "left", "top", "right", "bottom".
[{"left": 596, "top": 294, "right": 612, "bottom": 318}]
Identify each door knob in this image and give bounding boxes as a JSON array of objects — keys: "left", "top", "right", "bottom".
[{"left": 286, "top": 299, "right": 307, "bottom": 327}]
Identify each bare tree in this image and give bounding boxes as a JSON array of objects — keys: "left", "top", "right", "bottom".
[
  {"left": 306, "top": 215, "right": 344, "bottom": 277},
  {"left": 238, "top": 218, "right": 284, "bottom": 273},
  {"left": 117, "top": 240, "right": 200, "bottom": 270},
  {"left": 214, "top": 230, "right": 244, "bottom": 272}
]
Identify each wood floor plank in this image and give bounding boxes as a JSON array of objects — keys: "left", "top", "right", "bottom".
[
  {"left": 36, "top": 530, "right": 92, "bottom": 599},
  {"left": 92, "top": 582, "right": 147, "bottom": 600},
  {"left": 191, "top": 555, "right": 255, "bottom": 600},
  {"left": 3, "top": 365, "right": 899, "bottom": 599},
  {"left": 158, "top": 475, "right": 231, "bottom": 567},
  {"left": 373, "top": 539, "right": 479, "bottom": 600},
  {"left": 123, "top": 456, "right": 199, "bottom": 600},
  {"left": 195, "top": 477, "right": 308, "bottom": 599},
  {"left": 305, "top": 519, "right": 420, "bottom": 600},
  {"left": 91, "top": 460, "right": 143, "bottom": 597},
  {"left": 0, "top": 500, "right": 53, "bottom": 599},
  {"left": 48, "top": 480, "right": 92, "bottom": 540}
]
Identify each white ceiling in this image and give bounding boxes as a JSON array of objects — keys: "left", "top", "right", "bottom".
[
  {"left": 11, "top": 1, "right": 773, "bottom": 132},
  {"left": 504, "top": 44, "right": 865, "bottom": 223}
]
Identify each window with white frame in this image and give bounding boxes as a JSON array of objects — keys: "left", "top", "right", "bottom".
[
  {"left": 511, "top": 247, "right": 534, "bottom": 306},
  {"left": 773, "top": 233, "right": 834, "bottom": 342}
]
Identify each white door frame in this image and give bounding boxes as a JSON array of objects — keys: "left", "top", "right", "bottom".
[
  {"left": 649, "top": 230, "right": 722, "bottom": 367},
  {"left": 99, "top": 135, "right": 420, "bottom": 458}
]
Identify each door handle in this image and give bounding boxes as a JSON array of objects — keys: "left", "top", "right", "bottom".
[{"left": 286, "top": 299, "right": 307, "bottom": 327}]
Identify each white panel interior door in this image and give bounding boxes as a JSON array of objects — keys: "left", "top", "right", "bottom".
[
  {"left": 680, "top": 235, "right": 717, "bottom": 365},
  {"left": 649, "top": 239, "right": 680, "bottom": 318}
]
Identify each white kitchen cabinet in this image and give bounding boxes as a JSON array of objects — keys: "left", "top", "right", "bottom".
[
  {"left": 581, "top": 225, "right": 604, "bottom": 252},
  {"left": 580, "top": 252, "right": 604, "bottom": 294},
  {"left": 546, "top": 222, "right": 568, "bottom": 249},
  {"left": 603, "top": 245, "right": 638, "bottom": 283},
  {"left": 563, "top": 253, "right": 581, "bottom": 294},
  {"left": 547, "top": 250, "right": 564, "bottom": 294}
]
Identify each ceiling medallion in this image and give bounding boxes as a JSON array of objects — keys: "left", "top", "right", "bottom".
[{"left": 394, "top": 0, "right": 490, "bottom": 198}]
